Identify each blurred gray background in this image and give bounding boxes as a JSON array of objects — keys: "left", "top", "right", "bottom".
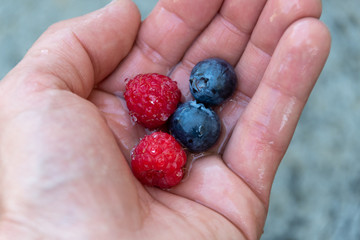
[{"left": 0, "top": 0, "right": 359, "bottom": 239}]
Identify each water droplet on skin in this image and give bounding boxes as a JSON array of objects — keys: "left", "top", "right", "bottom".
[
  {"left": 41, "top": 49, "right": 49, "bottom": 55},
  {"left": 279, "top": 97, "right": 296, "bottom": 132}
]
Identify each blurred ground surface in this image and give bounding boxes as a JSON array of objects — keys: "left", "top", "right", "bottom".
[{"left": 0, "top": 0, "right": 359, "bottom": 239}]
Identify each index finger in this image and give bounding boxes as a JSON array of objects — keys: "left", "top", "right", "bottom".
[{"left": 99, "top": 0, "right": 224, "bottom": 93}]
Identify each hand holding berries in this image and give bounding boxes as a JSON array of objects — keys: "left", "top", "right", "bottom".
[{"left": 125, "top": 58, "right": 237, "bottom": 188}]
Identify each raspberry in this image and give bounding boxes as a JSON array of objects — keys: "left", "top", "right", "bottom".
[
  {"left": 131, "top": 132, "right": 187, "bottom": 189},
  {"left": 124, "top": 73, "right": 181, "bottom": 129}
]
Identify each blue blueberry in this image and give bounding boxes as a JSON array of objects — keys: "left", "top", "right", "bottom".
[
  {"left": 169, "top": 101, "right": 221, "bottom": 152},
  {"left": 189, "top": 58, "right": 237, "bottom": 106}
]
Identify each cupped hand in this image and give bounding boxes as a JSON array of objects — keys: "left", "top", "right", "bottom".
[{"left": 0, "top": 0, "right": 330, "bottom": 239}]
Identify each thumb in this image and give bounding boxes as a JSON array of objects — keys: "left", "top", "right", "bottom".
[{"left": 3, "top": 0, "right": 140, "bottom": 98}]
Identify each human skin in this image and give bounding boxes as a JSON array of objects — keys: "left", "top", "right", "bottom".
[{"left": 0, "top": 0, "right": 330, "bottom": 239}]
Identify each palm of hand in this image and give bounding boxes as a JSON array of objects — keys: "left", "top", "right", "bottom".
[{"left": 0, "top": 0, "right": 330, "bottom": 239}]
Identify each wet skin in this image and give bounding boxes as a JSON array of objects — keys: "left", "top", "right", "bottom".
[{"left": 0, "top": 0, "right": 330, "bottom": 239}]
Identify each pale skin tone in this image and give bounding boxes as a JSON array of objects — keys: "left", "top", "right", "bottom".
[{"left": 0, "top": 0, "right": 330, "bottom": 239}]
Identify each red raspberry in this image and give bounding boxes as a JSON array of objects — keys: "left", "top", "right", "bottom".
[
  {"left": 131, "top": 132, "right": 187, "bottom": 189},
  {"left": 124, "top": 73, "right": 181, "bottom": 129}
]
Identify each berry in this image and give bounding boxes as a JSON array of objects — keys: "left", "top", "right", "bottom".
[
  {"left": 189, "top": 58, "right": 237, "bottom": 106},
  {"left": 124, "top": 73, "right": 181, "bottom": 129},
  {"left": 131, "top": 132, "right": 187, "bottom": 189},
  {"left": 169, "top": 101, "right": 221, "bottom": 152}
]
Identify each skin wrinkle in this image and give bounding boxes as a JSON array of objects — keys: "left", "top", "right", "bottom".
[
  {"left": 162, "top": 0, "right": 224, "bottom": 30},
  {"left": 0, "top": 215, "right": 42, "bottom": 240},
  {"left": 135, "top": 38, "right": 172, "bottom": 68},
  {"left": 248, "top": 35, "right": 274, "bottom": 58},
  {"left": 70, "top": 30, "right": 97, "bottom": 89},
  {"left": 24, "top": 34, "right": 93, "bottom": 97},
  {"left": 219, "top": 0, "right": 267, "bottom": 34},
  {"left": 136, "top": 6, "right": 197, "bottom": 68},
  {"left": 141, "top": 190, "right": 225, "bottom": 240},
  {"left": 194, "top": 13, "right": 249, "bottom": 65},
  {"left": 173, "top": 156, "right": 266, "bottom": 240},
  {"left": 53, "top": 31, "right": 94, "bottom": 96},
  {"left": 169, "top": 181, "right": 249, "bottom": 240},
  {"left": 144, "top": 189, "right": 204, "bottom": 238},
  {"left": 235, "top": 41, "right": 272, "bottom": 97},
  {"left": 196, "top": 182, "right": 242, "bottom": 228},
  {"left": 224, "top": 97, "right": 286, "bottom": 202},
  {"left": 0, "top": 0, "right": 331, "bottom": 238},
  {"left": 218, "top": 12, "right": 250, "bottom": 37}
]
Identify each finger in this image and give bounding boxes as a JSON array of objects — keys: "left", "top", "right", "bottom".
[
  {"left": 94, "top": 0, "right": 225, "bottom": 156},
  {"left": 223, "top": 18, "right": 331, "bottom": 204},
  {"left": 3, "top": 0, "right": 140, "bottom": 98},
  {"left": 99, "top": 0, "right": 224, "bottom": 94},
  {"left": 237, "top": 0, "right": 322, "bottom": 97},
  {"left": 209, "top": 0, "right": 324, "bottom": 154},
  {"left": 169, "top": 0, "right": 267, "bottom": 100}
]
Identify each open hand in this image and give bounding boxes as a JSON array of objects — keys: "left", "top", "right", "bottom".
[{"left": 0, "top": 0, "right": 330, "bottom": 239}]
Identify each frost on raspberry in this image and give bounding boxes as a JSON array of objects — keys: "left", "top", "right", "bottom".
[
  {"left": 131, "top": 132, "right": 187, "bottom": 189},
  {"left": 124, "top": 73, "right": 181, "bottom": 129}
]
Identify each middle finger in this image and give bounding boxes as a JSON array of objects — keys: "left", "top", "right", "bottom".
[{"left": 170, "top": 0, "right": 267, "bottom": 100}]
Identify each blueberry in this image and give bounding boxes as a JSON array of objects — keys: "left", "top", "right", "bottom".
[
  {"left": 189, "top": 58, "right": 237, "bottom": 106},
  {"left": 169, "top": 101, "right": 221, "bottom": 152}
]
